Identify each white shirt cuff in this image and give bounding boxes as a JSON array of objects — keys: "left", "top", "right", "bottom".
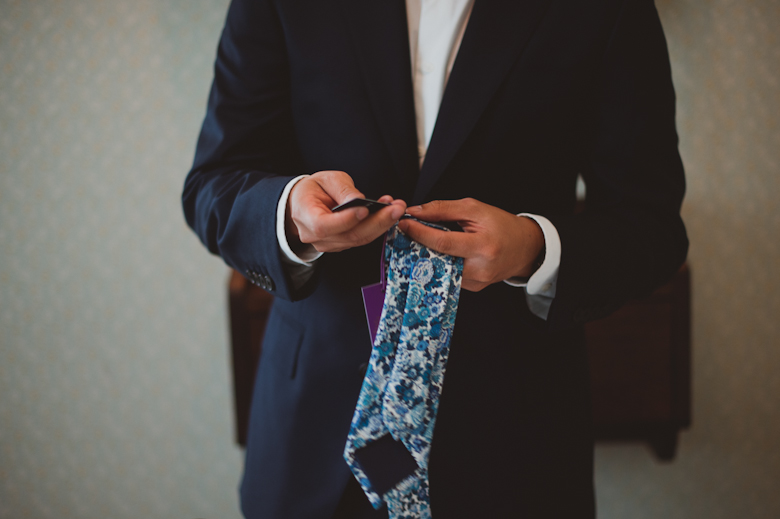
[
  {"left": 276, "top": 175, "right": 323, "bottom": 266},
  {"left": 503, "top": 213, "right": 561, "bottom": 320}
]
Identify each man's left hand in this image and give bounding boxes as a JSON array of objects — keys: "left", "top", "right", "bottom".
[{"left": 398, "top": 198, "right": 544, "bottom": 292}]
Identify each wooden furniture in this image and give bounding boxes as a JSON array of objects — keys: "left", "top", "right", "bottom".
[
  {"left": 227, "top": 271, "right": 274, "bottom": 447},
  {"left": 585, "top": 263, "right": 691, "bottom": 460},
  {"left": 227, "top": 264, "right": 691, "bottom": 460}
]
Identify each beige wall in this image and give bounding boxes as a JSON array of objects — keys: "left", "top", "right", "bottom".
[
  {"left": 1, "top": 0, "right": 778, "bottom": 518},
  {"left": 0, "top": 1, "right": 243, "bottom": 517},
  {"left": 596, "top": 1, "right": 780, "bottom": 518}
]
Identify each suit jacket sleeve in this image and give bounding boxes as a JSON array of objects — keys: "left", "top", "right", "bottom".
[
  {"left": 181, "top": 0, "right": 310, "bottom": 301},
  {"left": 545, "top": 0, "right": 689, "bottom": 330}
]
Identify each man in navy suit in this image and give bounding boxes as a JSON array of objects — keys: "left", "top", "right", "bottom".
[{"left": 183, "top": 0, "right": 687, "bottom": 517}]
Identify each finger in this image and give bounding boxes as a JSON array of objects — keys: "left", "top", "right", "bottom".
[
  {"left": 404, "top": 198, "right": 481, "bottom": 223},
  {"left": 398, "top": 218, "right": 477, "bottom": 258},
  {"left": 297, "top": 201, "right": 370, "bottom": 241},
  {"left": 312, "top": 201, "right": 406, "bottom": 251},
  {"left": 291, "top": 174, "right": 368, "bottom": 239},
  {"left": 346, "top": 201, "right": 406, "bottom": 239},
  {"left": 306, "top": 199, "right": 404, "bottom": 244},
  {"left": 312, "top": 170, "right": 365, "bottom": 206}
]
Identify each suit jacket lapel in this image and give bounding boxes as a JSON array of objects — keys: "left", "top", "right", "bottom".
[
  {"left": 412, "top": 0, "right": 552, "bottom": 205},
  {"left": 337, "top": 0, "right": 419, "bottom": 195}
]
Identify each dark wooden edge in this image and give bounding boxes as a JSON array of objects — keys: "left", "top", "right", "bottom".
[
  {"left": 228, "top": 272, "right": 251, "bottom": 446},
  {"left": 228, "top": 270, "right": 273, "bottom": 447},
  {"left": 671, "top": 263, "right": 692, "bottom": 429},
  {"left": 594, "top": 423, "right": 681, "bottom": 461}
]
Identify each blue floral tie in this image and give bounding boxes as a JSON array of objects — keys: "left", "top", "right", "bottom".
[{"left": 344, "top": 225, "right": 464, "bottom": 519}]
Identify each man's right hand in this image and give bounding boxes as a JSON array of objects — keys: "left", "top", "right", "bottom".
[{"left": 285, "top": 170, "right": 406, "bottom": 253}]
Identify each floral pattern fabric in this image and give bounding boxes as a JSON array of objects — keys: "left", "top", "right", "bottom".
[{"left": 344, "top": 225, "right": 464, "bottom": 519}]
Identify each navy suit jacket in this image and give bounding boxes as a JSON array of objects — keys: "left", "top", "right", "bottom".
[{"left": 183, "top": 0, "right": 687, "bottom": 517}]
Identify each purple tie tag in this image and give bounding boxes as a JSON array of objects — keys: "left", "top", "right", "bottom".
[
  {"left": 361, "top": 282, "right": 384, "bottom": 344},
  {"left": 361, "top": 234, "right": 389, "bottom": 344}
]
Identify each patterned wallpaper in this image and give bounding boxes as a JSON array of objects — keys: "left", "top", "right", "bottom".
[
  {"left": 0, "top": 1, "right": 243, "bottom": 518},
  {"left": 0, "top": 0, "right": 778, "bottom": 518}
]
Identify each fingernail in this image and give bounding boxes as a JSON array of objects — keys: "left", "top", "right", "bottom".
[
  {"left": 407, "top": 206, "right": 421, "bottom": 214},
  {"left": 355, "top": 207, "right": 369, "bottom": 220},
  {"left": 391, "top": 206, "right": 404, "bottom": 220}
]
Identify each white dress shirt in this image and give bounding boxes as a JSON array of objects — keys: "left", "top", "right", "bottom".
[{"left": 275, "top": 0, "right": 561, "bottom": 319}]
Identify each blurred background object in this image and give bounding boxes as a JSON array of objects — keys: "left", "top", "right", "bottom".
[{"left": 0, "top": 0, "right": 778, "bottom": 518}]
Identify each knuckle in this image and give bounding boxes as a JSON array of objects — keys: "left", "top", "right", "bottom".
[
  {"left": 312, "top": 170, "right": 329, "bottom": 183},
  {"left": 309, "top": 220, "right": 327, "bottom": 238},
  {"left": 318, "top": 242, "right": 343, "bottom": 253},
  {"left": 338, "top": 185, "right": 356, "bottom": 200},
  {"left": 483, "top": 243, "right": 501, "bottom": 262},
  {"left": 472, "top": 265, "right": 493, "bottom": 284},
  {"left": 463, "top": 279, "right": 486, "bottom": 293},
  {"left": 343, "top": 228, "right": 363, "bottom": 245},
  {"left": 321, "top": 243, "right": 342, "bottom": 253},
  {"left": 434, "top": 234, "right": 451, "bottom": 252}
]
